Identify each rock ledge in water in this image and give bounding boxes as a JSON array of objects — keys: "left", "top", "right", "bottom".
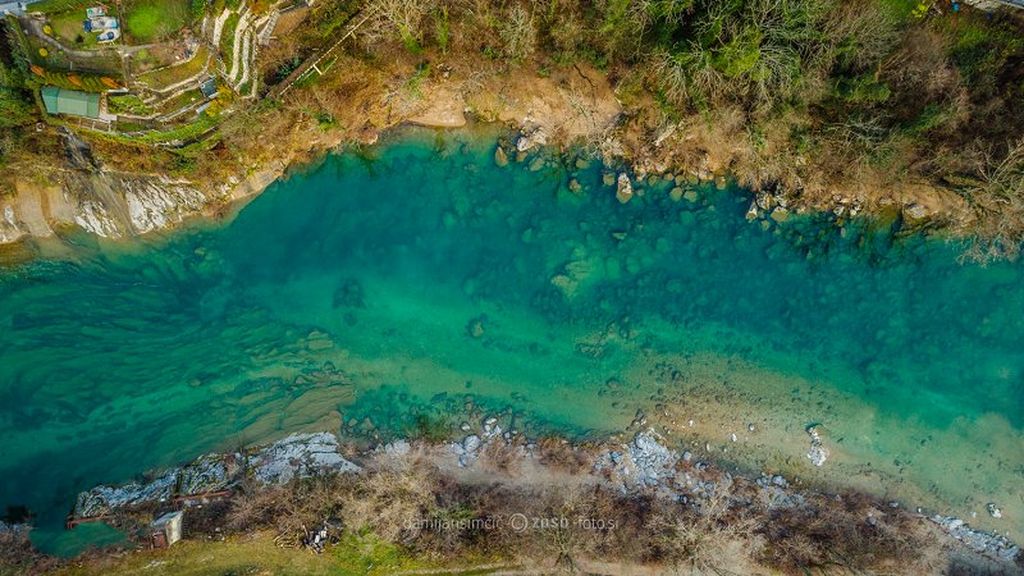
[{"left": 73, "top": 433, "right": 359, "bottom": 519}]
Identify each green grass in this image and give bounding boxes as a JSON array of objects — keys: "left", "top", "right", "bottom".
[
  {"left": 124, "top": 0, "right": 191, "bottom": 42},
  {"left": 49, "top": 531, "right": 511, "bottom": 576},
  {"left": 877, "top": 0, "right": 919, "bottom": 24},
  {"left": 48, "top": 10, "right": 99, "bottom": 48},
  {"left": 27, "top": 0, "right": 89, "bottom": 15},
  {"left": 219, "top": 12, "right": 240, "bottom": 68},
  {"left": 108, "top": 94, "right": 153, "bottom": 115},
  {"left": 155, "top": 87, "right": 204, "bottom": 114}
]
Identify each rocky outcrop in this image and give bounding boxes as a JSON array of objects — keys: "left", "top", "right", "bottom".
[
  {"left": 515, "top": 125, "right": 548, "bottom": 153},
  {"left": 932, "top": 515, "right": 1021, "bottom": 563},
  {"left": 626, "top": 430, "right": 678, "bottom": 486},
  {"left": 1, "top": 172, "right": 215, "bottom": 245},
  {"left": 593, "top": 428, "right": 679, "bottom": 485},
  {"left": 75, "top": 470, "right": 179, "bottom": 518},
  {"left": 122, "top": 177, "right": 208, "bottom": 234},
  {"left": 1, "top": 130, "right": 220, "bottom": 247},
  {"left": 805, "top": 425, "right": 829, "bottom": 467},
  {"left": 252, "top": 432, "right": 360, "bottom": 484},
  {"left": 0, "top": 205, "right": 23, "bottom": 244},
  {"left": 72, "top": 433, "right": 359, "bottom": 519},
  {"left": 62, "top": 171, "right": 214, "bottom": 239}
]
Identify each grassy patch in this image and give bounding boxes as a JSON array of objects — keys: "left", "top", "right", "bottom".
[
  {"left": 124, "top": 0, "right": 191, "bottom": 42},
  {"left": 331, "top": 530, "right": 431, "bottom": 575},
  {"left": 95, "top": 113, "right": 217, "bottom": 145},
  {"left": 154, "top": 87, "right": 204, "bottom": 114},
  {"left": 876, "top": 0, "right": 919, "bottom": 24},
  {"left": 219, "top": 12, "right": 240, "bottom": 68},
  {"left": 52, "top": 533, "right": 339, "bottom": 576},
  {"left": 108, "top": 94, "right": 153, "bottom": 115},
  {"left": 48, "top": 10, "right": 99, "bottom": 48},
  {"left": 48, "top": 531, "right": 507, "bottom": 576},
  {"left": 138, "top": 45, "right": 209, "bottom": 90},
  {"left": 27, "top": 0, "right": 89, "bottom": 15}
]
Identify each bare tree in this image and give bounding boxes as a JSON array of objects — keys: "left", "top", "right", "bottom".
[
  {"left": 500, "top": 4, "right": 537, "bottom": 62},
  {"left": 362, "top": 0, "right": 435, "bottom": 50},
  {"left": 962, "top": 139, "right": 1024, "bottom": 262}
]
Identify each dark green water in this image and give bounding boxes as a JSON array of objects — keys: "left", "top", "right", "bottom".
[{"left": 1, "top": 128, "right": 1022, "bottom": 552}]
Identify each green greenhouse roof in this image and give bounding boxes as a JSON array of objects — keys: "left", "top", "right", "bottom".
[{"left": 41, "top": 86, "right": 100, "bottom": 119}]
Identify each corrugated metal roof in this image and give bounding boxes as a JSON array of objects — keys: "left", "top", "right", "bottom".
[{"left": 40, "top": 86, "right": 100, "bottom": 118}]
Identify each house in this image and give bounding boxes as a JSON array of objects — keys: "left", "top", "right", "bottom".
[
  {"left": 40, "top": 86, "right": 101, "bottom": 119},
  {"left": 84, "top": 16, "right": 118, "bottom": 31}
]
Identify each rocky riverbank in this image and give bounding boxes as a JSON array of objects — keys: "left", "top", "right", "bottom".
[
  {"left": 8, "top": 426, "right": 1018, "bottom": 575},
  {"left": 0, "top": 56, "right": 967, "bottom": 260}
]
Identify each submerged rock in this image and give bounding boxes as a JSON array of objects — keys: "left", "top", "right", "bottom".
[
  {"left": 616, "top": 173, "right": 633, "bottom": 204},
  {"left": 745, "top": 200, "right": 759, "bottom": 221},
  {"left": 494, "top": 146, "right": 509, "bottom": 167}
]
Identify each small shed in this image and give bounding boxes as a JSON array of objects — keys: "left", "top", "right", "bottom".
[
  {"left": 40, "top": 86, "right": 100, "bottom": 118},
  {"left": 199, "top": 78, "right": 218, "bottom": 99},
  {"left": 150, "top": 511, "right": 183, "bottom": 548}
]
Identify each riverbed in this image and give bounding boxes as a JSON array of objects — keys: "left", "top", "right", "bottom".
[{"left": 0, "top": 127, "right": 1021, "bottom": 553}]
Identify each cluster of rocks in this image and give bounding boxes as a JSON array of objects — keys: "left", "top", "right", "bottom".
[
  {"left": 0, "top": 520, "right": 28, "bottom": 536},
  {"left": 746, "top": 189, "right": 794, "bottom": 224},
  {"left": 515, "top": 124, "right": 548, "bottom": 154},
  {"left": 932, "top": 514, "right": 1021, "bottom": 562},
  {"left": 805, "top": 425, "right": 829, "bottom": 467},
  {"left": 625, "top": 430, "right": 678, "bottom": 486},
  {"left": 593, "top": 429, "right": 716, "bottom": 501},
  {"left": 73, "top": 433, "right": 359, "bottom": 519},
  {"left": 450, "top": 415, "right": 518, "bottom": 467},
  {"left": 593, "top": 430, "right": 1019, "bottom": 568}
]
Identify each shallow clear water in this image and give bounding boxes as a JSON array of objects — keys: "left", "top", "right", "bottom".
[{"left": 1, "top": 128, "right": 1022, "bottom": 553}]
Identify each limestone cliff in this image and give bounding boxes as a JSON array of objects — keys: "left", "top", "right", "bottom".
[{"left": 0, "top": 130, "right": 222, "bottom": 246}]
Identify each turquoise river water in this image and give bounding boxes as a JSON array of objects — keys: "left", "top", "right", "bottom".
[{"left": 0, "top": 128, "right": 1021, "bottom": 553}]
